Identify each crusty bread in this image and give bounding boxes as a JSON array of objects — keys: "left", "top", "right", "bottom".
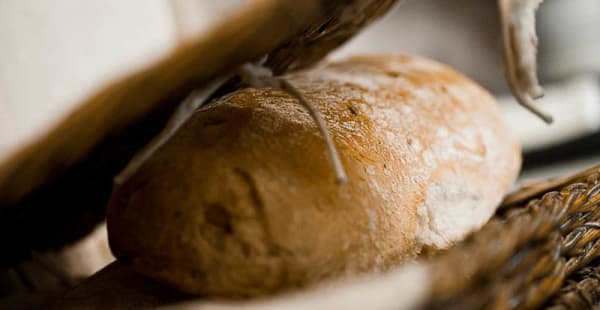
[{"left": 107, "top": 54, "right": 521, "bottom": 297}]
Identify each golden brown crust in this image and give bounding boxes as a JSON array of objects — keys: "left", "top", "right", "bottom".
[{"left": 107, "top": 54, "right": 520, "bottom": 297}]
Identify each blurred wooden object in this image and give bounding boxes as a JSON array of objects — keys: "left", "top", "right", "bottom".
[
  {"left": 47, "top": 262, "right": 186, "bottom": 310},
  {"left": 0, "top": 224, "right": 113, "bottom": 310}
]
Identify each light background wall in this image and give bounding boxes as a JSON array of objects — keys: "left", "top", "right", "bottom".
[{"left": 0, "top": 0, "right": 244, "bottom": 158}]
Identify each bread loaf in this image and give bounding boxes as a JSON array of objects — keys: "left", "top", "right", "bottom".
[{"left": 107, "top": 54, "right": 521, "bottom": 297}]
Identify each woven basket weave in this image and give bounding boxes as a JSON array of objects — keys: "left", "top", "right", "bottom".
[{"left": 425, "top": 165, "right": 600, "bottom": 310}]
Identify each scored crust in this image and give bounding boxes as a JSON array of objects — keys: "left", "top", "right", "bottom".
[{"left": 107, "top": 54, "right": 521, "bottom": 297}]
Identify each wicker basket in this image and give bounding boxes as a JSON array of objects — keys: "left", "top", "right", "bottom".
[{"left": 425, "top": 164, "right": 600, "bottom": 309}]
